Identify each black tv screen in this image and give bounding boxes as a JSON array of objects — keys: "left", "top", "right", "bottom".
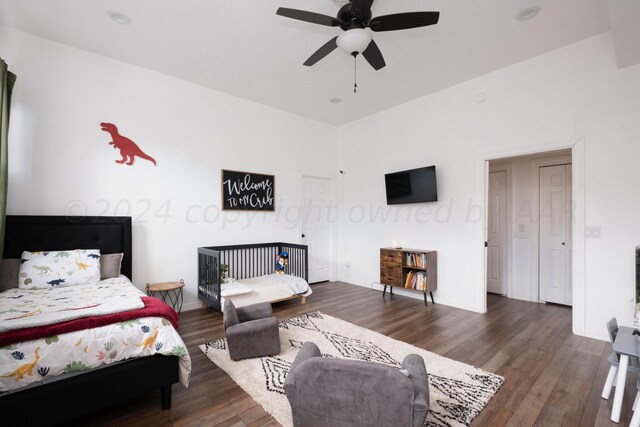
[{"left": 385, "top": 166, "right": 437, "bottom": 205}]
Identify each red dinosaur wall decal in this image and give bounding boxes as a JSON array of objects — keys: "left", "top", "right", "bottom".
[{"left": 100, "top": 123, "right": 157, "bottom": 166}]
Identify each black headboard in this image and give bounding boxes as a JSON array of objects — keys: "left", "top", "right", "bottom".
[{"left": 3, "top": 216, "right": 132, "bottom": 280}]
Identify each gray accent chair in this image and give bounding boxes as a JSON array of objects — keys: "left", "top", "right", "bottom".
[
  {"left": 284, "top": 342, "right": 430, "bottom": 427},
  {"left": 223, "top": 299, "right": 280, "bottom": 361}
]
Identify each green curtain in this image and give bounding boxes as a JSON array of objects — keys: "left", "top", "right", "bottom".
[{"left": 0, "top": 58, "right": 16, "bottom": 267}]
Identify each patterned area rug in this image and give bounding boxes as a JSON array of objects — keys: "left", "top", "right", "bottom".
[{"left": 200, "top": 312, "right": 503, "bottom": 427}]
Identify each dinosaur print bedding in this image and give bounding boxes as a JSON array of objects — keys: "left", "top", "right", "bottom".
[
  {"left": 0, "top": 315, "right": 191, "bottom": 392},
  {"left": 0, "top": 277, "right": 191, "bottom": 393},
  {"left": 0, "top": 276, "right": 144, "bottom": 332},
  {"left": 0, "top": 296, "right": 179, "bottom": 347}
]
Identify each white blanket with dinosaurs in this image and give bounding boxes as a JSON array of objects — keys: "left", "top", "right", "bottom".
[
  {"left": 0, "top": 277, "right": 144, "bottom": 332},
  {"left": 0, "top": 315, "right": 191, "bottom": 392}
]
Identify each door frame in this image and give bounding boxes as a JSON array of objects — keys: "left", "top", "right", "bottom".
[
  {"left": 474, "top": 137, "right": 586, "bottom": 336},
  {"left": 487, "top": 165, "right": 513, "bottom": 298},
  {"left": 298, "top": 172, "right": 338, "bottom": 282}
]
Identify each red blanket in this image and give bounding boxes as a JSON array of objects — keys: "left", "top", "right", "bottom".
[{"left": 0, "top": 296, "right": 179, "bottom": 347}]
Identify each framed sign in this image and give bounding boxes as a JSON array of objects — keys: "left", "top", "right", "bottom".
[{"left": 222, "top": 169, "right": 275, "bottom": 211}]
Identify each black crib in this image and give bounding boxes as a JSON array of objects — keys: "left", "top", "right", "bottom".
[{"left": 198, "top": 242, "right": 308, "bottom": 311}]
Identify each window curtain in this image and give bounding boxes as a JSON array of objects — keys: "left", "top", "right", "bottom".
[{"left": 0, "top": 58, "right": 16, "bottom": 266}]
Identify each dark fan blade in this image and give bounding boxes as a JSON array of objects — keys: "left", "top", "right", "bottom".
[
  {"left": 369, "top": 11, "right": 439, "bottom": 32},
  {"left": 276, "top": 7, "right": 341, "bottom": 27},
  {"left": 362, "top": 40, "right": 386, "bottom": 70},
  {"left": 350, "top": 0, "right": 374, "bottom": 13},
  {"left": 303, "top": 36, "right": 339, "bottom": 66}
]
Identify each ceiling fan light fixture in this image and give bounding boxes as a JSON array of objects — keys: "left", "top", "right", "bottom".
[{"left": 337, "top": 28, "right": 372, "bottom": 55}]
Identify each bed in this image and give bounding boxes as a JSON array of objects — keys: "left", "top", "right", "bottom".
[
  {"left": 0, "top": 215, "right": 190, "bottom": 427},
  {"left": 198, "top": 242, "right": 309, "bottom": 311}
]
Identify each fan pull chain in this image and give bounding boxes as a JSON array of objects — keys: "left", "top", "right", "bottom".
[{"left": 353, "top": 53, "right": 358, "bottom": 93}]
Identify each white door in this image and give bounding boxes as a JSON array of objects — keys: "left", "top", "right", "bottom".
[
  {"left": 487, "top": 171, "right": 508, "bottom": 295},
  {"left": 539, "top": 164, "right": 572, "bottom": 305},
  {"left": 301, "top": 176, "right": 332, "bottom": 283}
]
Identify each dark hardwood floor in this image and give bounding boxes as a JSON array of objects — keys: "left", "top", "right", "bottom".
[{"left": 70, "top": 282, "right": 629, "bottom": 426}]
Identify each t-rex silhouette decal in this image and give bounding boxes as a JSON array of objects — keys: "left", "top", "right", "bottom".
[{"left": 100, "top": 123, "right": 157, "bottom": 166}]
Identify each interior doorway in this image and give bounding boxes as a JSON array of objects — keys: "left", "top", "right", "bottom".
[
  {"left": 300, "top": 175, "right": 334, "bottom": 283},
  {"left": 486, "top": 149, "right": 573, "bottom": 306}
]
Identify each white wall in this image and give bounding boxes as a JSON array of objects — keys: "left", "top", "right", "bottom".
[
  {"left": 0, "top": 27, "right": 338, "bottom": 310},
  {"left": 337, "top": 32, "right": 640, "bottom": 341}
]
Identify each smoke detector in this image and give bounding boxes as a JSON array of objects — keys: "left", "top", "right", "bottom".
[
  {"left": 515, "top": 6, "right": 541, "bottom": 21},
  {"left": 107, "top": 11, "right": 132, "bottom": 25}
]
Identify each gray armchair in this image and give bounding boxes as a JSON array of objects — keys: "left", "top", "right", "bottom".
[
  {"left": 223, "top": 299, "right": 281, "bottom": 361},
  {"left": 284, "top": 342, "right": 430, "bottom": 427}
]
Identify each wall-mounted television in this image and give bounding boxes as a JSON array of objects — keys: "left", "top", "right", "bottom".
[{"left": 385, "top": 166, "right": 438, "bottom": 205}]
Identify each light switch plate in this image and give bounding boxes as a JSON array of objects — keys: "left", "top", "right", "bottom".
[{"left": 585, "top": 225, "right": 601, "bottom": 238}]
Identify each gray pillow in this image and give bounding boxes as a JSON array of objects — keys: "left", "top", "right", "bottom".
[
  {"left": 100, "top": 253, "right": 123, "bottom": 279},
  {"left": 0, "top": 259, "right": 21, "bottom": 291}
]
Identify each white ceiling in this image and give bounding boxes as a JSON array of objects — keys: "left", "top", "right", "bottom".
[{"left": 0, "top": 0, "right": 612, "bottom": 125}]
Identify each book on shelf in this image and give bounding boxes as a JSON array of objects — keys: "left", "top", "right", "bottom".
[
  {"left": 405, "top": 252, "right": 427, "bottom": 268},
  {"left": 404, "top": 270, "right": 428, "bottom": 291}
]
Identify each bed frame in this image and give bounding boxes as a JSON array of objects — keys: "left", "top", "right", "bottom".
[
  {"left": 198, "top": 242, "right": 308, "bottom": 311},
  {"left": 1, "top": 215, "right": 179, "bottom": 427}
]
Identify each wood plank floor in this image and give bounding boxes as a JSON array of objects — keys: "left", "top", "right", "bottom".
[{"left": 70, "top": 282, "right": 631, "bottom": 426}]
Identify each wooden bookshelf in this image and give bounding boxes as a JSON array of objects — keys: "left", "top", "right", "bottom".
[{"left": 380, "top": 248, "right": 437, "bottom": 305}]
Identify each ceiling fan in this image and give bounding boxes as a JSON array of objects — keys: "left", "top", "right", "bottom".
[{"left": 276, "top": 0, "right": 440, "bottom": 71}]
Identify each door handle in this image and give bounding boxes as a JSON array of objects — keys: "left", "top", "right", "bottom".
[
  {"left": 561, "top": 242, "right": 565, "bottom": 245},
  {"left": 301, "top": 234, "right": 306, "bottom": 238}
]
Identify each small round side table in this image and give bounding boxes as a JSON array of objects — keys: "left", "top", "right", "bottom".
[{"left": 146, "top": 279, "right": 185, "bottom": 313}]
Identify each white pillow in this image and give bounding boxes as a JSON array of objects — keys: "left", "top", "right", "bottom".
[
  {"left": 19, "top": 249, "right": 101, "bottom": 289},
  {"left": 221, "top": 283, "right": 252, "bottom": 297}
]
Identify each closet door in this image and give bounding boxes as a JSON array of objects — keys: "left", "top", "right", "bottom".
[
  {"left": 539, "top": 164, "right": 572, "bottom": 305},
  {"left": 487, "top": 171, "right": 508, "bottom": 295}
]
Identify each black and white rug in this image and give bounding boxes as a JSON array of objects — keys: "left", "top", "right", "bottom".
[{"left": 200, "top": 312, "right": 504, "bottom": 427}]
